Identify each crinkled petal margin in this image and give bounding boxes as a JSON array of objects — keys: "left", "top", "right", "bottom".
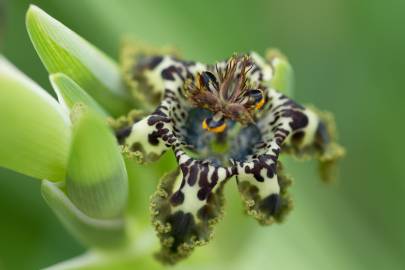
[
  {"left": 150, "top": 168, "right": 226, "bottom": 264},
  {"left": 237, "top": 161, "right": 293, "bottom": 225}
]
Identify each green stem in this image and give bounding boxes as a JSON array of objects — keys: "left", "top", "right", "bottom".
[{"left": 44, "top": 221, "right": 161, "bottom": 270}]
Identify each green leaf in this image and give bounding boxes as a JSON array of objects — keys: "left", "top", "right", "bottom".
[
  {"left": 50, "top": 73, "right": 109, "bottom": 118},
  {"left": 66, "top": 107, "right": 128, "bottom": 219},
  {"left": 0, "top": 56, "right": 70, "bottom": 181},
  {"left": 26, "top": 5, "right": 133, "bottom": 117},
  {"left": 42, "top": 180, "right": 127, "bottom": 249}
]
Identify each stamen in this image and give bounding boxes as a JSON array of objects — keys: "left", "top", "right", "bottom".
[
  {"left": 243, "top": 89, "right": 265, "bottom": 110},
  {"left": 202, "top": 112, "right": 226, "bottom": 133},
  {"left": 199, "top": 71, "right": 219, "bottom": 92},
  {"left": 186, "top": 54, "right": 261, "bottom": 125}
]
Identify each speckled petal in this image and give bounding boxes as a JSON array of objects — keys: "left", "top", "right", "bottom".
[
  {"left": 117, "top": 54, "right": 206, "bottom": 163},
  {"left": 150, "top": 157, "right": 230, "bottom": 264},
  {"left": 237, "top": 161, "right": 292, "bottom": 224},
  {"left": 284, "top": 106, "right": 345, "bottom": 182},
  {"left": 121, "top": 39, "right": 182, "bottom": 108},
  {"left": 235, "top": 88, "right": 344, "bottom": 223}
]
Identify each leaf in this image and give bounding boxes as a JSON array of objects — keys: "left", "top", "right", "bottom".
[
  {"left": 66, "top": 107, "right": 128, "bottom": 219},
  {"left": 50, "top": 73, "right": 109, "bottom": 118},
  {"left": 42, "top": 180, "right": 127, "bottom": 249},
  {"left": 0, "top": 56, "right": 70, "bottom": 181},
  {"left": 26, "top": 5, "right": 134, "bottom": 117}
]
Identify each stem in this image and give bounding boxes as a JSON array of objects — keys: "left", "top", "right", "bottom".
[{"left": 44, "top": 218, "right": 161, "bottom": 270}]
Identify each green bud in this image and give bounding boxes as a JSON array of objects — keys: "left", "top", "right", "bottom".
[
  {"left": 26, "top": 5, "right": 134, "bottom": 116},
  {"left": 66, "top": 107, "right": 128, "bottom": 219},
  {"left": 0, "top": 56, "right": 70, "bottom": 182}
]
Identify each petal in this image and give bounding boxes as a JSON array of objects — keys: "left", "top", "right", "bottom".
[
  {"left": 249, "top": 51, "right": 274, "bottom": 82},
  {"left": 151, "top": 157, "right": 231, "bottom": 264},
  {"left": 237, "top": 160, "right": 293, "bottom": 224},
  {"left": 236, "top": 88, "right": 344, "bottom": 223},
  {"left": 283, "top": 105, "right": 346, "bottom": 182},
  {"left": 248, "top": 50, "right": 294, "bottom": 97},
  {"left": 120, "top": 39, "right": 182, "bottom": 109},
  {"left": 116, "top": 55, "right": 205, "bottom": 162}
]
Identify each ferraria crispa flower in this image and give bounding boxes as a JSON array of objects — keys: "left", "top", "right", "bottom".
[{"left": 117, "top": 43, "right": 344, "bottom": 263}]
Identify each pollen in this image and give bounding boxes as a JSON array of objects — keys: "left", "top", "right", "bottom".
[{"left": 255, "top": 95, "right": 265, "bottom": 110}]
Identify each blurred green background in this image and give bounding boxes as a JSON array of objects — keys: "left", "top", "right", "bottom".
[{"left": 1, "top": 0, "right": 404, "bottom": 269}]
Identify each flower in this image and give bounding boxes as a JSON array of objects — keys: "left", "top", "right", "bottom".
[
  {"left": 0, "top": 5, "right": 345, "bottom": 268},
  {"left": 116, "top": 44, "right": 344, "bottom": 264}
]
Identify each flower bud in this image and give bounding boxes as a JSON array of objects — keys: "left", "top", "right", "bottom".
[{"left": 66, "top": 107, "right": 128, "bottom": 219}]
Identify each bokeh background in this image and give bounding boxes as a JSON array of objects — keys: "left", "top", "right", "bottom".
[{"left": 1, "top": 0, "right": 404, "bottom": 269}]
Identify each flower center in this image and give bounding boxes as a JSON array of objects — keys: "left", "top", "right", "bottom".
[
  {"left": 184, "top": 55, "right": 266, "bottom": 132},
  {"left": 183, "top": 108, "right": 262, "bottom": 166}
]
